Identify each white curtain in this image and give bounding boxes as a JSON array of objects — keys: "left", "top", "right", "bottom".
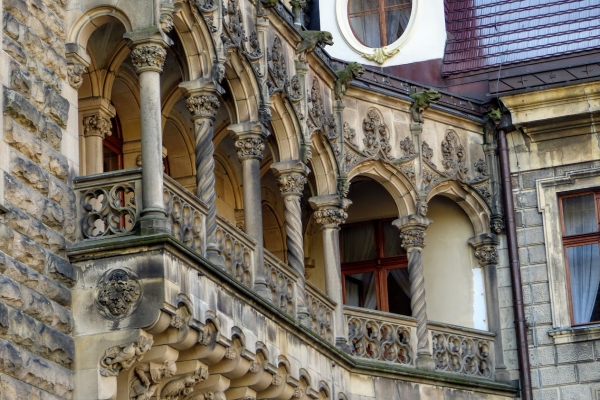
[
  {"left": 568, "top": 244, "right": 600, "bottom": 324},
  {"left": 385, "top": 0, "right": 412, "bottom": 45},
  {"left": 388, "top": 268, "right": 411, "bottom": 297},
  {"left": 349, "top": 0, "right": 381, "bottom": 48},
  {"left": 345, "top": 272, "right": 377, "bottom": 310},
  {"left": 563, "top": 194, "right": 596, "bottom": 235},
  {"left": 342, "top": 224, "right": 375, "bottom": 262}
]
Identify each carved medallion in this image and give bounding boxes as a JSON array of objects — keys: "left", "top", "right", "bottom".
[{"left": 95, "top": 268, "right": 142, "bottom": 319}]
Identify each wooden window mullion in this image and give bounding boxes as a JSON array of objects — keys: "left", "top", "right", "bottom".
[{"left": 378, "top": 0, "right": 387, "bottom": 46}]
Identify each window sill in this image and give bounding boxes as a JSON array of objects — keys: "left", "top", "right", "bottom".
[{"left": 548, "top": 324, "right": 600, "bottom": 344}]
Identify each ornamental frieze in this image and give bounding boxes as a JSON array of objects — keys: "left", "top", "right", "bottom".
[{"left": 95, "top": 268, "right": 142, "bottom": 319}]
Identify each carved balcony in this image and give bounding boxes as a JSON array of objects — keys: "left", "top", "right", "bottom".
[
  {"left": 306, "top": 281, "right": 335, "bottom": 344},
  {"left": 345, "top": 306, "right": 496, "bottom": 379}
]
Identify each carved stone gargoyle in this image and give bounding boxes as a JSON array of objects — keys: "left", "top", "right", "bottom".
[
  {"left": 295, "top": 31, "right": 333, "bottom": 61},
  {"left": 260, "top": 0, "right": 279, "bottom": 7},
  {"left": 334, "top": 62, "right": 365, "bottom": 101},
  {"left": 409, "top": 89, "right": 441, "bottom": 123}
]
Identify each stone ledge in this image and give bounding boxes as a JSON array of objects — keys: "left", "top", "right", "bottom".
[
  {"left": 549, "top": 324, "right": 600, "bottom": 345},
  {"left": 0, "top": 203, "right": 8, "bottom": 214}
]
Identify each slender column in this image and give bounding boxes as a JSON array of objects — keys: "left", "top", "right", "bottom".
[
  {"left": 309, "top": 195, "right": 352, "bottom": 352},
  {"left": 78, "top": 97, "right": 115, "bottom": 175},
  {"left": 130, "top": 41, "right": 170, "bottom": 234},
  {"left": 469, "top": 233, "right": 510, "bottom": 382},
  {"left": 228, "top": 122, "right": 270, "bottom": 300},
  {"left": 180, "top": 80, "right": 222, "bottom": 264},
  {"left": 272, "top": 160, "right": 311, "bottom": 327},
  {"left": 393, "top": 204, "right": 434, "bottom": 370}
]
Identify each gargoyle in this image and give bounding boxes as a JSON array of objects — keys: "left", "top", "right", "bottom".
[
  {"left": 334, "top": 62, "right": 365, "bottom": 101},
  {"left": 296, "top": 31, "right": 333, "bottom": 61},
  {"left": 260, "top": 0, "right": 279, "bottom": 7},
  {"left": 409, "top": 89, "right": 441, "bottom": 123}
]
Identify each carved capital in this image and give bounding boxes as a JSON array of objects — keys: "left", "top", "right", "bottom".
[
  {"left": 468, "top": 233, "right": 500, "bottom": 267},
  {"left": 276, "top": 173, "right": 307, "bottom": 196},
  {"left": 83, "top": 114, "right": 112, "bottom": 139},
  {"left": 235, "top": 136, "right": 265, "bottom": 161},
  {"left": 313, "top": 208, "right": 348, "bottom": 227},
  {"left": 67, "top": 62, "right": 86, "bottom": 89},
  {"left": 131, "top": 44, "right": 167, "bottom": 73},
  {"left": 399, "top": 228, "right": 426, "bottom": 249},
  {"left": 100, "top": 336, "right": 153, "bottom": 376},
  {"left": 186, "top": 94, "right": 220, "bottom": 118},
  {"left": 95, "top": 268, "right": 142, "bottom": 318}
]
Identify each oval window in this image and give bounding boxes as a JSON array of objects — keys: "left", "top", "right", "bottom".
[{"left": 348, "top": 0, "right": 412, "bottom": 48}]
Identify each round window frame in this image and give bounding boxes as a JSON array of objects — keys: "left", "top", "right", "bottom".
[{"left": 337, "top": 0, "right": 418, "bottom": 62}]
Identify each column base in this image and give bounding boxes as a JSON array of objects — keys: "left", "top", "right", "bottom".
[
  {"left": 415, "top": 354, "right": 436, "bottom": 371},
  {"left": 494, "top": 364, "right": 511, "bottom": 383},
  {"left": 139, "top": 214, "right": 171, "bottom": 235},
  {"left": 253, "top": 282, "right": 273, "bottom": 302},
  {"left": 297, "top": 309, "right": 312, "bottom": 329},
  {"left": 335, "top": 337, "right": 353, "bottom": 354},
  {"left": 205, "top": 246, "right": 225, "bottom": 268}
]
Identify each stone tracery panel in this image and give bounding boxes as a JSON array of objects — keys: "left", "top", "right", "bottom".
[{"left": 431, "top": 329, "right": 494, "bottom": 378}]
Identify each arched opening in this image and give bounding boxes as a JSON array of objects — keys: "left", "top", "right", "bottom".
[
  {"left": 341, "top": 176, "right": 411, "bottom": 316},
  {"left": 423, "top": 195, "right": 487, "bottom": 330}
]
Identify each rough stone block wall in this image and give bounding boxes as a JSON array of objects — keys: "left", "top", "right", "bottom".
[
  {"left": 0, "top": 0, "right": 76, "bottom": 398},
  {"left": 512, "top": 161, "right": 600, "bottom": 400}
]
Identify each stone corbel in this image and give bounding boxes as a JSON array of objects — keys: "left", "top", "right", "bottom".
[
  {"left": 159, "top": 361, "right": 209, "bottom": 400},
  {"left": 66, "top": 43, "right": 90, "bottom": 90},
  {"left": 409, "top": 89, "right": 441, "bottom": 124},
  {"left": 159, "top": 0, "right": 175, "bottom": 33}
]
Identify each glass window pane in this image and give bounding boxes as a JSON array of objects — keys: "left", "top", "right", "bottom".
[
  {"left": 103, "top": 145, "right": 120, "bottom": 172},
  {"left": 568, "top": 244, "right": 600, "bottom": 324},
  {"left": 345, "top": 272, "right": 377, "bottom": 310},
  {"left": 386, "top": 268, "right": 411, "bottom": 316},
  {"left": 350, "top": 12, "right": 381, "bottom": 48},
  {"left": 384, "top": 0, "right": 411, "bottom": 45},
  {"left": 349, "top": 0, "right": 378, "bottom": 13},
  {"left": 382, "top": 220, "right": 405, "bottom": 257},
  {"left": 563, "top": 194, "right": 597, "bottom": 235},
  {"left": 341, "top": 224, "right": 376, "bottom": 262}
]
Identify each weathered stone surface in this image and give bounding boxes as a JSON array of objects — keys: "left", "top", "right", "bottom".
[
  {"left": 521, "top": 169, "right": 555, "bottom": 189},
  {"left": 42, "top": 85, "right": 69, "bottom": 127},
  {"left": 516, "top": 226, "right": 545, "bottom": 246},
  {"left": 0, "top": 252, "right": 70, "bottom": 306},
  {"left": 2, "top": 204, "right": 65, "bottom": 255},
  {"left": 559, "top": 384, "right": 592, "bottom": 400},
  {"left": 556, "top": 342, "right": 594, "bottom": 363},
  {"left": 533, "top": 387, "right": 559, "bottom": 400},
  {"left": 514, "top": 190, "right": 538, "bottom": 208},
  {"left": 529, "top": 345, "right": 555, "bottom": 366},
  {"left": 0, "top": 223, "right": 47, "bottom": 272},
  {"left": 539, "top": 365, "right": 577, "bottom": 386},
  {"left": 525, "top": 303, "right": 552, "bottom": 325},
  {"left": 10, "top": 149, "right": 50, "bottom": 196},
  {"left": 578, "top": 360, "right": 600, "bottom": 382},
  {"left": 522, "top": 283, "right": 550, "bottom": 305}
]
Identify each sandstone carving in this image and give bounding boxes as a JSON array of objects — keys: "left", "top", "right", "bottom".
[
  {"left": 161, "top": 367, "right": 209, "bottom": 400},
  {"left": 236, "top": 137, "right": 265, "bottom": 160},
  {"left": 96, "top": 268, "right": 142, "bottom": 318},
  {"left": 296, "top": 31, "right": 333, "bottom": 61},
  {"left": 130, "top": 360, "right": 177, "bottom": 400},
  {"left": 131, "top": 45, "right": 167, "bottom": 72},
  {"left": 409, "top": 89, "right": 441, "bottom": 123},
  {"left": 67, "top": 62, "right": 86, "bottom": 89},
  {"left": 100, "top": 336, "right": 154, "bottom": 376},
  {"left": 334, "top": 62, "right": 365, "bottom": 100}
]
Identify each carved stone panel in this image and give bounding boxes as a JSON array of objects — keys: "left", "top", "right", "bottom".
[{"left": 95, "top": 268, "right": 142, "bottom": 319}]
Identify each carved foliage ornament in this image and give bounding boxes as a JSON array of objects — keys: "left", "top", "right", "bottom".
[
  {"left": 130, "top": 45, "right": 167, "bottom": 72},
  {"left": 100, "top": 336, "right": 153, "bottom": 376},
  {"left": 224, "top": 0, "right": 246, "bottom": 47},
  {"left": 235, "top": 136, "right": 265, "bottom": 160},
  {"left": 67, "top": 62, "right": 86, "bottom": 89},
  {"left": 277, "top": 173, "right": 307, "bottom": 195},
  {"left": 362, "top": 109, "right": 391, "bottom": 157},
  {"left": 83, "top": 114, "right": 112, "bottom": 138},
  {"left": 186, "top": 94, "right": 220, "bottom": 118},
  {"left": 313, "top": 208, "right": 348, "bottom": 226},
  {"left": 441, "top": 130, "right": 468, "bottom": 178},
  {"left": 474, "top": 245, "right": 499, "bottom": 266},
  {"left": 96, "top": 268, "right": 142, "bottom": 318},
  {"left": 400, "top": 228, "right": 426, "bottom": 248},
  {"left": 269, "top": 36, "right": 287, "bottom": 89}
]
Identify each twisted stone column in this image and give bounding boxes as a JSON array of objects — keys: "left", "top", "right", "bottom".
[
  {"left": 272, "top": 160, "right": 310, "bottom": 327},
  {"left": 309, "top": 195, "right": 352, "bottom": 352},
  {"left": 469, "top": 233, "right": 510, "bottom": 382},
  {"left": 228, "top": 122, "right": 271, "bottom": 300},
  {"left": 180, "top": 80, "right": 222, "bottom": 264},
  {"left": 393, "top": 211, "right": 434, "bottom": 370},
  {"left": 129, "top": 40, "right": 170, "bottom": 234}
]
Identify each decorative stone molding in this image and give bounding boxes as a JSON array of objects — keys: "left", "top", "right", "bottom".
[
  {"left": 276, "top": 173, "right": 307, "bottom": 196},
  {"left": 186, "top": 94, "right": 220, "bottom": 118},
  {"left": 235, "top": 136, "right": 265, "bottom": 161},
  {"left": 171, "top": 314, "right": 184, "bottom": 329},
  {"left": 67, "top": 61, "right": 86, "bottom": 89},
  {"left": 334, "top": 62, "right": 365, "bottom": 100},
  {"left": 161, "top": 367, "right": 209, "bottom": 400},
  {"left": 130, "top": 44, "right": 167, "bottom": 73},
  {"left": 473, "top": 158, "right": 489, "bottom": 180},
  {"left": 100, "top": 336, "right": 154, "bottom": 376},
  {"left": 313, "top": 208, "right": 348, "bottom": 227},
  {"left": 441, "top": 130, "right": 468, "bottom": 178},
  {"left": 400, "top": 136, "right": 416, "bottom": 157},
  {"left": 409, "top": 89, "right": 441, "bottom": 123},
  {"left": 95, "top": 268, "right": 142, "bottom": 318},
  {"left": 360, "top": 46, "right": 400, "bottom": 64},
  {"left": 468, "top": 233, "right": 500, "bottom": 267},
  {"left": 130, "top": 360, "right": 177, "bottom": 399},
  {"left": 83, "top": 114, "right": 112, "bottom": 138}
]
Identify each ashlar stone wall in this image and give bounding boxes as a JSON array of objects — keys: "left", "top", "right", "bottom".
[{"left": 0, "top": 0, "right": 77, "bottom": 398}]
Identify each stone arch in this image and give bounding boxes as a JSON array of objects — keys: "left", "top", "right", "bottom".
[
  {"left": 67, "top": 6, "right": 133, "bottom": 53},
  {"left": 426, "top": 180, "right": 491, "bottom": 236},
  {"left": 318, "top": 381, "right": 331, "bottom": 400},
  {"left": 348, "top": 159, "right": 418, "bottom": 217},
  {"left": 270, "top": 94, "right": 302, "bottom": 162},
  {"left": 222, "top": 53, "right": 261, "bottom": 124},
  {"left": 309, "top": 133, "right": 339, "bottom": 196}
]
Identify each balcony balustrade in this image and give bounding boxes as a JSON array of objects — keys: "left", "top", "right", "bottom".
[{"left": 75, "top": 169, "right": 495, "bottom": 378}]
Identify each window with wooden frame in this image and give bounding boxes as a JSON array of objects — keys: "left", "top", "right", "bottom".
[
  {"left": 348, "top": 0, "right": 412, "bottom": 48},
  {"left": 340, "top": 218, "right": 411, "bottom": 315},
  {"left": 559, "top": 191, "right": 600, "bottom": 325},
  {"left": 103, "top": 116, "right": 123, "bottom": 172}
]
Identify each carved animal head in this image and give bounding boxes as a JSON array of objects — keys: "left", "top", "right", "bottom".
[
  {"left": 423, "top": 88, "right": 441, "bottom": 102},
  {"left": 318, "top": 31, "right": 334, "bottom": 47},
  {"left": 485, "top": 108, "right": 502, "bottom": 124},
  {"left": 348, "top": 62, "right": 365, "bottom": 79}
]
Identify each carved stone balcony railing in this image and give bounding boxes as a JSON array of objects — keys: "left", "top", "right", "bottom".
[
  {"left": 216, "top": 216, "right": 256, "bottom": 289},
  {"left": 264, "top": 250, "right": 297, "bottom": 318},
  {"left": 75, "top": 169, "right": 143, "bottom": 240},
  {"left": 306, "top": 281, "right": 335, "bottom": 344},
  {"left": 164, "top": 175, "right": 207, "bottom": 255},
  {"left": 430, "top": 322, "right": 495, "bottom": 379},
  {"left": 344, "top": 307, "right": 496, "bottom": 379},
  {"left": 345, "top": 306, "right": 416, "bottom": 366}
]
